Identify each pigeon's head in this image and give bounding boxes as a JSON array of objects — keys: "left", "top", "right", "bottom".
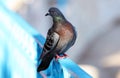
[{"left": 45, "top": 7, "right": 65, "bottom": 21}]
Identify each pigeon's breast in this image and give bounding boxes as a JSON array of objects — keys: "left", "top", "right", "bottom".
[{"left": 55, "top": 23, "right": 74, "bottom": 50}]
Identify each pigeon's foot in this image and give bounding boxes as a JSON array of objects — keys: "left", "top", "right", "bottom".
[{"left": 55, "top": 54, "right": 68, "bottom": 61}]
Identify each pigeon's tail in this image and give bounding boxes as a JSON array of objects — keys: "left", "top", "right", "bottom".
[{"left": 37, "top": 52, "right": 55, "bottom": 72}]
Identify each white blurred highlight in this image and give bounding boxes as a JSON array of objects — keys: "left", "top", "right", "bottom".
[
  {"left": 79, "top": 65, "right": 99, "bottom": 78},
  {"left": 101, "top": 52, "right": 120, "bottom": 67}
]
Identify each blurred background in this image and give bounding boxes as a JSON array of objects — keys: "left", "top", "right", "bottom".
[{"left": 5, "top": 0, "right": 120, "bottom": 78}]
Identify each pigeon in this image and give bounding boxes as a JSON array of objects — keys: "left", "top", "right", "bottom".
[{"left": 37, "top": 7, "right": 77, "bottom": 72}]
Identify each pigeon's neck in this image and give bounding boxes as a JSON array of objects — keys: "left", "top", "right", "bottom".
[{"left": 53, "top": 16, "right": 66, "bottom": 23}]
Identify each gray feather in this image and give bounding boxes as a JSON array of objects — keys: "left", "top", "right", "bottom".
[{"left": 40, "top": 29, "right": 59, "bottom": 59}]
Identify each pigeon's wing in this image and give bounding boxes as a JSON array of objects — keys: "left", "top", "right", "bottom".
[
  {"left": 37, "top": 29, "right": 60, "bottom": 72},
  {"left": 71, "top": 26, "right": 77, "bottom": 46},
  {"left": 40, "top": 29, "right": 60, "bottom": 59}
]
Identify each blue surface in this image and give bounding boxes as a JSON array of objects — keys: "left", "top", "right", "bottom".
[
  {"left": 0, "top": 1, "right": 92, "bottom": 78},
  {"left": 57, "top": 0, "right": 68, "bottom": 6}
]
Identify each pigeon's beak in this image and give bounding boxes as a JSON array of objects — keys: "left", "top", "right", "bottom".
[{"left": 45, "top": 13, "right": 50, "bottom": 16}]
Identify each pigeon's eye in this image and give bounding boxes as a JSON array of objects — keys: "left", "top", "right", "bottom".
[
  {"left": 50, "top": 10, "right": 53, "bottom": 12},
  {"left": 50, "top": 10, "right": 55, "bottom": 14}
]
